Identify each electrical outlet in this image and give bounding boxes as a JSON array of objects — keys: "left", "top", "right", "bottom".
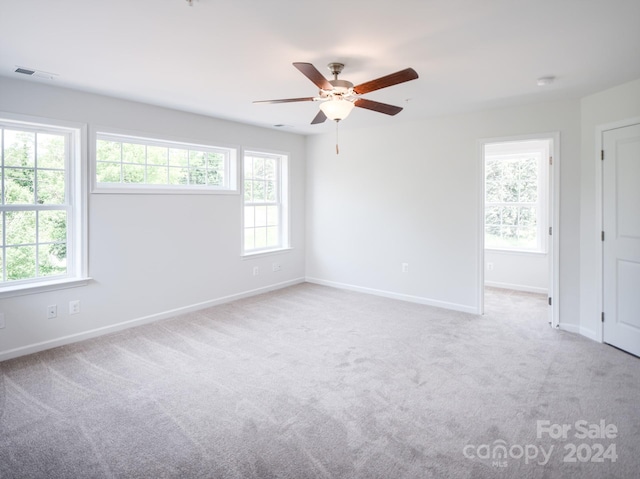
[
  {"left": 47, "top": 304, "right": 57, "bottom": 319},
  {"left": 487, "top": 262, "right": 494, "bottom": 271},
  {"left": 401, "top": 263, "right": 409, "bottom": 273},
  {"left": 272, "top": 263, "right": 281, "bottom": 272},
  {"left": 253, "top": 266, "right": 259, "bottom": 276},
  {"left": 0, "top": 312, "right": 5, "bottom": 329},
  {"left": 69, "top": 300, "right": 80, "bottom": 315}
]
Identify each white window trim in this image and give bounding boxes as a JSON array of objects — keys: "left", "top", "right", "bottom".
[
  {"left": 484, "top": 140, "right": 549, "bottom": 254},
  {"left": 0, "top": 112, "right": 89, "bottom": 297},
  {"left": 90, "top": 126, "right": 239, "bottom": 195},
  {"left": 241, "top": 148, "right": 290, "bottom": 257}
]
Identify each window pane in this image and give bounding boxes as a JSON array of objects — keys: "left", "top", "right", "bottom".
[
  {"left": 242, "top": 152, "right": 286, "bottom": 254},
  {"left": 518, "top": 207, "right": 536, "bottom": 227},
  {"left": 97, "top": 140, "right": 121, "bottom": 163},
  {"left": 518, "top": 157, "right": 538, "bottom": 180},
  {"left": 253, "top": 158, "right": 265, "bottom": 179},
  {"left": 4, "top": 167, "right": 35, "bottom": 204},
  {"left": 6, "top": 245, "right": 36, "bottom": 281},
  {"left": 207, "top": 152, "right": 224, "bottom": 169},
  {"left": 254, "top": 206, "right": 267, "bottom": 227},
  {"left": 266, "top": 226, "right": 279, "bottom": 247},
  {"left": 501, "top": 206, "right": 518, "bottom": 226},
  {"left": 4, "top": 130, "right": 35, "bottom": 167},
  {"left": 1, "top": 121, "right": 79, "bottom": 288},
  {"left": 519, "top": 179, "right": 538, "bottom": 202},
  {"left": 244, "top": 206, "right": 255, "bottom": 228},
  {"left": 146, "top": 166, "right": 167, "bottom": 185},
  {"left": 189, "top": 168, "right": 206, "bottom": 185},
  {"left": 485, "top": 206, "right": 501, "bottom": 226},
  {"left": 39, "top": 244, "right": 67, "bottom": 277},
  {"left": 485, "top": 159, "right": 502, "bottom": 182},
  {"left": 169, "top": 167, "right": 188, "bottom": 185},
  {"left": 244, "top": 180, "right": 253, "bottom": 201},
  {"left": 485, "top": 225, "right": 501, "bottom": 248},
  {"left": 264, "top": 159, "right": 276, "bottom": 180},
  {"left": 6, "top": 211, "right": 36, "bottom": 245},
  {"left": 244, "top": 157, "right": 254, "bottom": 179},
  {"left": 36, "top": 169, "right": 65, "bottom": 204},
  {"left": 189, "top": 151, "right": 206, "bottom": 168},
  {"left": 169, "top": 148, "right": 189, "bottom": 167},
  {"left": 38, "top": 210, "right": 67, "bottom": 244},
  {"left": 122, "top": 143, "right": 145, "bottom": 164},
  {"left": 123, "top": 164, "right": 145, "bottom": 183},
  {"left": 207, "top": 169, "right": 223, "bottom": 186},
  {"left": 517, "top": 226, "right": 537, "bottom": 249},
  {"left": 266, "top": 181, "right": 276, "bottom": 202},
  {"left": 147, "top": 146, "right": 168, "bottom": 166},
  {"left": 485, "top": 181, "right": 503, "bottom": 203},
  {"left": 254, "top": 227, "right": 267, "bottom": 249},
  {"left": 96, "top": 162, "right": 121, "bottom": 183},
  {"left": 253, "top": 180, "right": 265, "bottom": 201},
  {"left": 37, "top": 133, "right": 66, "bottom": 169},
  {"left": 266, "top": 205, "right": 279, "bottom": 226}
]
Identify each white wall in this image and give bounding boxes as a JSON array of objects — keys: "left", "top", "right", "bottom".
[
  {"left": 579, "top": 78, "right": 640, "bottom": 340},
  {"left": 0, "top": 77, "right": 306, "bottom": 360},
  {"left": 485, "top": 251, "right": 548, "bottom": 294},
  {"left": 306, "top": 100, "right": 581, "bottom": 324}
]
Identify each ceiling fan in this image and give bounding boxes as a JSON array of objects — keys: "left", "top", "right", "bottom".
[{"left": 254, "top": 62, "right": 419, "bottom": 124}]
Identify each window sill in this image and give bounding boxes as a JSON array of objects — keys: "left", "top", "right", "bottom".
[
  {"left": 92, "top": 185, "right": 239, "bottom": 195},
  {"left": 0, "top": 277, "right": 92, "bottom": 299},
  {"left": 485, "top": 248, "right": 547, "bottom": 257},
  {"left": 241, "top": 247, "right": 293, "bottom": 259}
]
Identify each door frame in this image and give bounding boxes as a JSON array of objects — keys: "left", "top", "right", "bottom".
[
  {"left": 595, "top": 116, "right": 640, "bottom": 343},
  {"left": 477, "top": 132, "right": 560, "bottom": 328}
]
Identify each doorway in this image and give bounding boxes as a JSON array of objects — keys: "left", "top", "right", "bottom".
[{"left": 478, "top": 133, "right": 560, "bottom": 328}]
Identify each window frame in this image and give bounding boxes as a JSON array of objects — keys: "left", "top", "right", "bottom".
[
  {"left": 241, "top": 148, "right": 290, "bottom": 257},
  {"left": 0, "top": 112, "right": 88, "bottom": 298},
  {"left": 91, "top": 126, "right": 239, "bottom": 195},
  {"left": 484, "top": 140, "right": 549, "bottom": 254}
]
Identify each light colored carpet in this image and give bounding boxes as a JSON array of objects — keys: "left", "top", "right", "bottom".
[{"left": 0, "top": 283, "right": 638, "bottom": 478}]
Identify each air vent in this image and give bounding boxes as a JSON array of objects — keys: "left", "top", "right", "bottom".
[
  {"left": 14, "top": 66, "right": 58, "bottom": 80},
  {"left": 15, "top": 67, "right": 35, "bottom": 75}
]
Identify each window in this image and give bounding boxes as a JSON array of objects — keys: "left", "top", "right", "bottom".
[
  {"left": 484, "top": 140, "right": 549, "bottom": 252},
  {"left": 243, "top": 150, "right": 289, "bottom": 255},
  {"left": 0, "top": 116, "right": 86, "bottom": 293},
  {"left": 94, "top": 131, "right": 237, "bottom": 193}
]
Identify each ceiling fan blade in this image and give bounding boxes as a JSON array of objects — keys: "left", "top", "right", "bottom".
[
  {"left": 311, "top": 110, "right": 327, "bottom": 124},
  {"left": 353, "top": 68, "right": 418, "bottom": 95},
  {"left": 355, "top": 98, "right": 403, "bottom": 116},
  {"left": 293, "top": 62, "right": 333, "bottom": 91},
  {"left": 253, "top": 97, "right": 316, "bottom": 104}
]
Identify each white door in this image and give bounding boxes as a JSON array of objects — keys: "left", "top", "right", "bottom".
[{"left": 603, "top": 123, "right": 640, "bottom": 357}]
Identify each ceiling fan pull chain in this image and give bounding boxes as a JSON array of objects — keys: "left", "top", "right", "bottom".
[{"left": 336, "top": 120, "right": 340, "bottom": 155}]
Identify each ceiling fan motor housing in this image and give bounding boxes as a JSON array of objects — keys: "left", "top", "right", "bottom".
[{"left": 327, "top": 79, "right": 354, "bottom": 94}]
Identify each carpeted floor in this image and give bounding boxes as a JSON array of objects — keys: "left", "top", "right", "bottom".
[{"left": 0, "top": 283, "right": 638, "bottom": 478}]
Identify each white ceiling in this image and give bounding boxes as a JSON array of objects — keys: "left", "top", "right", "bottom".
[{"left": 2, "top": 0, "right": 639, "bottom": 135}]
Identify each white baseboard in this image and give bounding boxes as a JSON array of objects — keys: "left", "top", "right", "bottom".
[
  {"left": 305, "top": 277, "right": 479, "bottom": 314},
  {"left": 558, "top": 322, "right": 580, "bottom": 335},
  {"left": 485, "top": 281, "right": 548, "bottom": 295},
  {"left": 0, "top": 277, "right": 305, "bottom": 362},
  {"left": 579, "top": 326, "right": 600, "bottom": 342},
  {"left": 558, "top": 322, "right": 601, "bottom": 343}
]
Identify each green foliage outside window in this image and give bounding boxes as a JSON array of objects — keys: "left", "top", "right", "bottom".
[
  {"left": 1, "top": 129, "right": 68, "bottom": 283},
  {"left": 485, "top": 157, "right": 539, "bottom": 250},
  {"left": 96, "top": 137, "right": 226, "bottom": 187}
]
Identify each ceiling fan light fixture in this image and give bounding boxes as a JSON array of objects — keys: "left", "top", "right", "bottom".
[{"left": 319, "top": 99, "right": 355, "bottom": 121}]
